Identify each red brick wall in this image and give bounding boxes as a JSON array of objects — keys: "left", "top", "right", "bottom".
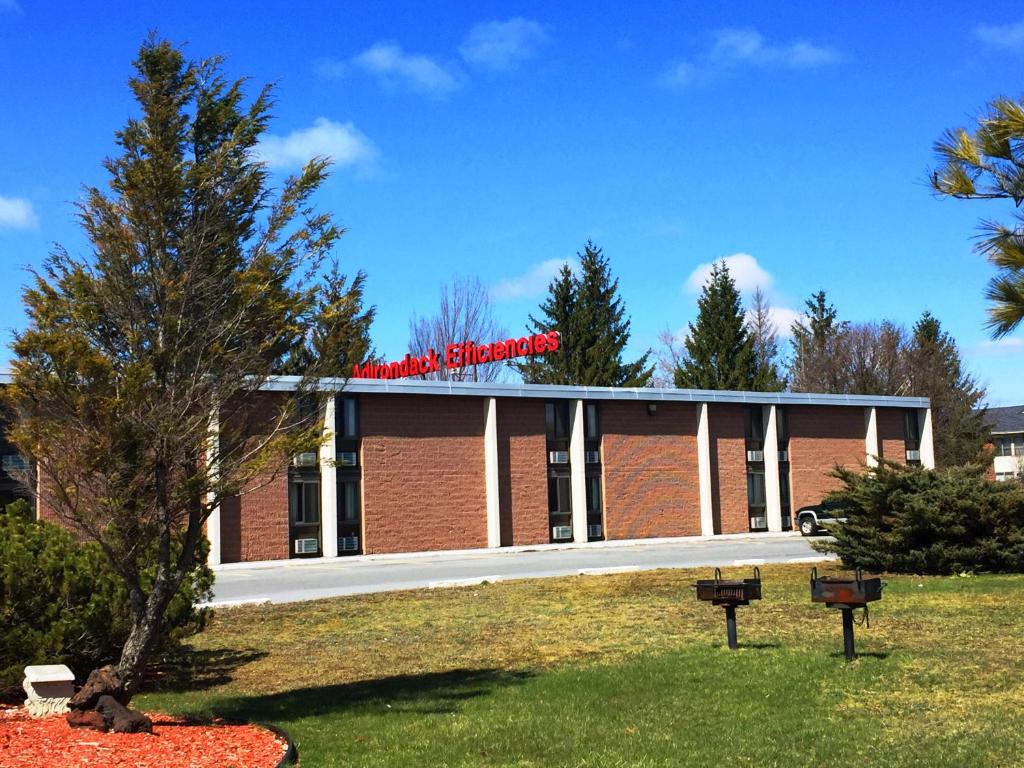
[
  {"left": 220, "top": 392, "right": 291, "bottom": 563},
  {"left": 220, "top": 470, "right": 289, "bottom": 563},
  {"left": 789, "top": 406, "right": 866, "bottom": 511},
  {"left": 360, "top": 394, "right": 487, "bottom": 554},
  {"left": 496, "top": 398, "right": 549, "bottom": 546},
  {"left": 601, "top": 401, "right": 701, "bottom": 539},
  {"left": 709, "top": 404, "right": 748, "bottom": 534},
  {"left": 877, "top": 408, "right": 906, "bottom": 464}
]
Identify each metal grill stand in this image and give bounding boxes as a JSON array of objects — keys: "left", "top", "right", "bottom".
[
  {"left": 809, "top": 567, "right": 885, "bottom": 661},
  {"left": 694, "top": 567, "right": 762, "bottom": 650}
]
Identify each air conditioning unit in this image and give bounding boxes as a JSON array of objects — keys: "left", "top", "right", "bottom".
[
  {"left": 338, "top": 536, "right": 359, "bottom": 552},
  {"left": 337, "top": 451, "right": 358, "bottom": 467},
  {"left": 906, "top": 449, "right": 921, "bottom": 462},
  {"left": 292, "top": 452, "right": 318, "bottom": 467},
  {"left": 749, "top": 516, "right": 767, "bottom": 530},
  {"left": 551, "top": 525, "right": 573, "bottom": 541},
  {"left": 584, "top": 450, "right": 600, "bottom": 464},
  {"left": 587, "top": 524, "right": 603, "bottom": 538},
  {"left": 778, "top": 450, "right": 789, "bottom": 462},
  {"left": 294, "top": 538, "right": 319, "bottom": 555},
  {"left": 548, "top": 450, "right": 569, "bottom": 465},
  {"left": 746, "top": 450, "right": 764, "bottom": 462}
]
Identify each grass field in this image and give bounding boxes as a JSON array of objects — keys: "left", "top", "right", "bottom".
[{"left": 139, "top": 564, "right": 1024, "bottom": 767}]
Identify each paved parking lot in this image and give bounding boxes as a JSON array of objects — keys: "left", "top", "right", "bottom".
[{"left": 206, "top": 533, "right": 833, "bottom": 607}]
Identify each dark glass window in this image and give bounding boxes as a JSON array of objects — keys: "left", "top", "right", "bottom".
[
  {"left": 747, "top": 470, "right": 766, "bottom": 508},
  {"left": 904, "top": 410, "right": 921, "bottom": 450},
  {"left": 548, "top": 474, "right": 572, "bottom": 512},
  {"left": 338, "top": 397, "right": 358, "bottom": 439},
  {"left": 545, "top": 401, "right": 571, "bottom": 442},
  {"left": 289, "top": 477, "right": 320, "bottom": 524},
  {"left": 338, "top": 479, "right": 360, "bottom": 523},
  {"left": 744, "top": 406, "right": 765, "bottom": 450},
  {"left": 586, "top": 475, "right": 602, "bottom": 513},
  {"left": 584, "top": 403, "right": 599, "bottom": 441}
]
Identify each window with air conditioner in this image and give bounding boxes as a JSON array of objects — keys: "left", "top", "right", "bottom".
[
  {"left": 294, "top": 538, "right": 318, "bottom": 555},
  {"left": 549, "top": 450, "right": 569, "bottom": 464},
  {"left": 337, "top": 451, "right": 358, "bottom": 467},
  {"left": 551, "top": 525, "right": 573, "bottom": 541},
  {"left": 338, "top": 536, "right": 360, "bottom": 552},
  {"left": 289, "top": 477, "right": 320, "bottom": 525},
  {"left": 587, "top": 524, "right": 603, "bottom": 539},
  {"left": 1, "top": 454, "right": 28, "bottom": 473},
  {"left": 293, "top": 452, "right": 318, "bottom": 467}
]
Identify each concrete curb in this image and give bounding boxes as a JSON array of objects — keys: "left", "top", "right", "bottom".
[{"left": 210, "top": 531, "right": 803, "bottom": 572}]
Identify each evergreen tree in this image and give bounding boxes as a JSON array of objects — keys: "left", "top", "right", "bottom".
[
  {"left": 4, "top": 38, "right": 346, "bottom": 703},
  {"left": 281, "top": 264, "right": 375, "bottom": 376},
  {"left": 789, "top": 290, "right": 848, "bottom": 392},
  {"left": 908, "top": 311, "right": 989, "bottom": 466},
  {"left": 522, "top": 242, "right": 652, "bottom": 386},
  {"left": 932, "top": 98, "right": 1024, "bottom": 337},
  {"left": 747, "top": 287, "right": 785, "bottom": 391},
  {"left": 674, "top": 260, "right": 756, "bottom": 390}
]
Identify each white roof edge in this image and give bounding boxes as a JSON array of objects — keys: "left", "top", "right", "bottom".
[{"left": 258, "top": 376, "right": 930, "bottom": 409}]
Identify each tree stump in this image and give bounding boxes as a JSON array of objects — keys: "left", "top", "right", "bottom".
[{"left": 65, "top": 665, "right": 151, "bottom": 733}]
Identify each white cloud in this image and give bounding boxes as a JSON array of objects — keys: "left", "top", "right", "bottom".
[
  {"left": 459, "top": 18, "right": 549, "bottom": 70},
  {"left": 255, "top": 118, "right": 377, "bottom": 172},
  {"left": 971, "top": 337, "right": 1024, "bottom": 356},
  {"left": 974, "top": 20, "right": 1024, "bottom": 52},
  {"left": 0, "top": 196, "right": 37, "bottom": 230},
  {"left": 491, "top": 258, "right": 574, "bottom": 301},
  {"left": 663, "top": 28, "right": 839, "bottom": 87},
  {"left": 685, "top": 253, "right": 773, "bottom": 294},
  {"left": 685, "top": 253, "right": 801, "bottom": 337},
  {"left": 319, "top": 42, "right": 459, "bottom": 96}
]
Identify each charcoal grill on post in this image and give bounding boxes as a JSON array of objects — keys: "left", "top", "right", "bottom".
[
  {"left": 809, "top": 567, "right": 885, "bottom": 660},
  {"left": 694, "top": 567, "right": 762, "bottom": 649}
]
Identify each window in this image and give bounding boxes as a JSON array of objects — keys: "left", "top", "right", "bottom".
[
  {"left": 586, "top": 475, "right": 602, "bottom": 513},
  {"left": 338, "top": 479, "right": 360, "bottom": 523},
  {"left": 548, "top": 474, "right": 572, "bottom": 513},
  {"left": 904, "top": 410, "right": 921, "bottom": 450},
  {"left": 747, "top": 470, "right": 767, "bottom": 508},
  {"left": 585, "top": 403, "right": 599, "bottom": 441},
  {"left": 338, "top": 397, "right": 358, "bottom": 439},
  {"left": 2, "top": 454, "right": 28, "bottom": 473},
  {"left": 289, "top": 477, "right": 320, "bottom": 525},
  {"left": 545, "top": 401, "right": 571, "bottom": 442},
  {"left": 1014, "top": 436, "right": 1024, "bottom": 456},
  {"left": 744, "top": 406, "right": 765, "bottom": 450}
]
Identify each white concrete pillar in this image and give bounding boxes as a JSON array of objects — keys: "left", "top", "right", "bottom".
[
  {"left": 570, "top": 399, "right": 589, "bottom": 543},
  {"left": 696, "top": 403, "right": 715, "bottom": 537},
  {"left": 320, "top": 396, "right": 338, "bottom": 558},
  {"left": 865, "top": 407, "right": 879, "bottom": 468},
  {"left": 206, "top": 405, "right": 221, "bottom": 566},
  {"left": 763, "top": 405, "right": 783, "bottom": 533},
  {"left": 919, "top": 407, "right": 936, "bottom": 469},
  {"left": 484, "top": 397, "right": 501, "bottom": 548}
]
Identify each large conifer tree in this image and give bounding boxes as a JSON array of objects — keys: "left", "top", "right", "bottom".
[
  {"left": 521, "top": 242, "right": 652, "bottom": 386},
  {"left": 908, "top": 312, "right": 989, "bottom": 466},
  {"left": 675, "top": 261, "right": 755, "bottom": 390}
]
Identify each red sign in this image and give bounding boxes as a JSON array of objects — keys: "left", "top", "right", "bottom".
[{"left": 351, "top": 332, "right": 560, "bottom": 380}]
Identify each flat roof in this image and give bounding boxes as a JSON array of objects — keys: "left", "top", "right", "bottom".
[{"left": 262, "top": 376, "right": 930, "bottom": 409}]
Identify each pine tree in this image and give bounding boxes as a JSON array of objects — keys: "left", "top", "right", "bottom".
[
  {"left": 281, "top": 265, "right": 375, "bottom": 376},
  {"left": 675, "top": 260, "right": 755, "bottom": 390},
  {"left": 519, "top": 263, "right": 576, "bottom": 384},
  {"left": 747, "top": 286, "right": 785, "bottom": 391},
  {"left": 789, "top": 290, "right": 849, "bottom": 392},
  {"left": 522, "top": 242, "right": 652, "bottom": 386},
  {"left": 908, "top": 311, "right": 989, "bottom": 466}
]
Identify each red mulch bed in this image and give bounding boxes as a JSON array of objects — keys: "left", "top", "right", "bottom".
[{"left": 0, "top": 706, "right": 289, "bottom": 767}]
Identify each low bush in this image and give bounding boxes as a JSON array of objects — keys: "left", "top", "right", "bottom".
[
  {"left": 820, "top": 461, "right": 1024, "bottom": 574},
  {"left": 0, "top": 500, "right": 213, "bottom": 688}
]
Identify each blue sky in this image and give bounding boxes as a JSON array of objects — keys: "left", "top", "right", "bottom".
[{"left": 1, "top": 1, "right": 1022, "bottom": 403}]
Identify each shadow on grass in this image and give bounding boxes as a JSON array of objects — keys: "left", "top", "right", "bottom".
[
  {"left": 827, "top": 651, "right": 890, "bottom": 660},
  {"left": 147, "top": 646, "right": 269, "bottom": 693},
  {"left": 211, "top": 668, "right": 535, "bottom": 723}
]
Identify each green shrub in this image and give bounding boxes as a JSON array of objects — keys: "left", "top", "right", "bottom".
[
  {"left": 820, "top": 461, "right": 1024, "bottom": 574},
  {"left": 0, "top": 501, "right": 213, "bottom": 687}
]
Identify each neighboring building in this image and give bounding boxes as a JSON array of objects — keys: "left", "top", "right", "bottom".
[
  {"left": 984, "top": 405, "right": 1024, "bottom": 482},
  {"left": 24, "top": 376, "right": 933, "bottom": 564}
]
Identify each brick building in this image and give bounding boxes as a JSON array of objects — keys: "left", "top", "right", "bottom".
[{"left": 201, "top": 378, "right": 932, "bottom": 565}]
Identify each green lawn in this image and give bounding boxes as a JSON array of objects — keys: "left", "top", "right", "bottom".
[{"left": 139, "top": 564, "right": 1024, "bottom": 767}]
